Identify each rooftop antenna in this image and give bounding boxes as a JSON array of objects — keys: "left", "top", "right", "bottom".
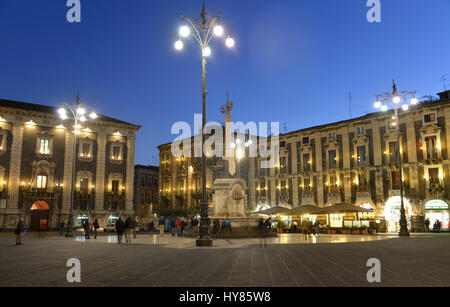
[
  {"left": 349, "top": 92, "right": 352, "bottom": 119},
  {"left": 442, "top": 74, "right": 448, "bottom": 91}
]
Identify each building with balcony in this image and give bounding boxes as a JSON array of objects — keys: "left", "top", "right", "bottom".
[
  {"left": 0, "top": 99, "right": 140, "bottom": 231},
  {"left": 256, "top": 90, "right": 450, "bottom": 232},
  {"left": 134, "top": 165, "right": 159, "bottom": 221}
]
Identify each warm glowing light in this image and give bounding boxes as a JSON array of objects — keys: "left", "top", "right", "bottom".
[
  {"left": 58, "top": 108, "right": 66, "bottom": 116},
  {"left": 174, "top": 40, "right": 184, "bottom": 51},
  {"left": 89, "top": 112, "right": 97, "bottom": 119},
  {"left": 411, "top": 97, "right": 418, "bottom": 105},
  {"left": 83, "top": 128, "right": 92, "bottom": 133},
  {"left": 113, "top": 131, "right": 122, "bottom": 136},
  {"left": 179, "top": 25, "right": 190, "bottom": 37},
  {"left": 402, "top": 104, "right": 409, "bottom": 111},
  {"left": 381, "top": 105, "right": 388, "bottom": 112},
  {"left": 0, "top": 116, "right": 5, "bottom": 122},
  {"left": 25, "top": 120, "right": 36, "bottom": 126},
  {"left": 374, "top": 101, "right": 381, "bottom": 109},
  {"left": 236, "top": 148, "right": 244, "bottom": 160},
  {"left": 214, "top": 25, "right": 224, "bottom": 36},
  {"left": 202, "top": 47, "right": 211, "bottom": 57},
  {"left": 226, "top": 36, "right": 235, "bottom": 48},
  {"left": 393, "top": 96, "right": 401, "bottom": 104},
  {"left": 56, "top": 124, "right": 65, "bottom": 130},
  {"left": 77, "top": 107, "right": 86, "bottom": 115},
  {"left": 80, "top": 115, "right": 87, "bottom": 122}
]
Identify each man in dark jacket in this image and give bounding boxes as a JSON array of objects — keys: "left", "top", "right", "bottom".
[
  {"left": 15, "top": 218, "right": 24, "bottom": 245},
  {"left": 93, "top": 219, "right": 100, "bottom": 239},
  {"left": 115, "top": 217, "right": 125, "bottom": 244},
  {"left": 125, "top": 216, "right": 134, "bottom": 243}
]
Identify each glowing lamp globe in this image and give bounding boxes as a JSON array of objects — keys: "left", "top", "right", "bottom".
[
  {"left": 179, "top": 25, "right": 190, "bottom": 37},
  {"left": 174, "top": 40, "right": 184, "bottom": 51},
  {"left": 214, "top": 25, "right": 224, "bottom": 37},
  {"left": 225, "top": 37, "right": 235, "bottom": 48},
  {"left": 374, "top": 101, "right": 381, "bottom": 109}
]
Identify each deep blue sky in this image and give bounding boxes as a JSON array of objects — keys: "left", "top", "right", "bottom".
[{"left": 1, "top": 0, "right": 449, "bottom": 165}]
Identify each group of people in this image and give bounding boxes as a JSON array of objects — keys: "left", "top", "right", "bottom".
[
  {"left": 82, "top": 219, "right": 100, "bottom": 239},
  {"left": 155, "top": 216, "right": 190, "bottom": 237},
  {"left": 425, "top": 218, "right": 444, "bottom": 233},
  {"left": 114, "top": 216, "right": 139, "bottom": 244},
  {"left": 212, "top": 218, "right": 233, "bottom": 234},
  {"left": 300, "top": 219, "right": 321, "bottom": 241}
]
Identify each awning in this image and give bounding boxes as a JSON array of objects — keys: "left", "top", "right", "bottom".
[
  {"left": 256, "top": 206, "right": 292, "bottom": 215},
  {"left": 321, "top": 203, "right": 372, "bottom": 213},
  {"left": 287, "top": 205, "right": 325, "bottom": 215}
]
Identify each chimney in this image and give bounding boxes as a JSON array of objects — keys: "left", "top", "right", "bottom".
[{"left": 437, "top": 90, "right": 450, "bottom": 101}]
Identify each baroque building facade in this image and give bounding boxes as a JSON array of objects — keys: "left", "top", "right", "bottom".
[
  {"left": 134, "top": 165, "right": 159, "bottom": 221},
  {"left": 159, "top": 90, "right": 450, "bottom": 232},
  {"left": 0, "top": 99, "right": 140, "bottom": 231}
]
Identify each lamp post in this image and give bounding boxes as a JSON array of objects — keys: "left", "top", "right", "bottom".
[
  {"left": 58, "top": 93, "right": 97, "bottom": 237},
  {"left": 374, "top": 80, "right": 418, "bottom": 237},
  {"left": 175, "top": 3, "right": 235, "bottom": 247}
]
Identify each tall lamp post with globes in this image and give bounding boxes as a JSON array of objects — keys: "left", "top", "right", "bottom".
[
  {"left": 374, "top": 80, "right": 418, "bottom": 237},
  {"left": 174, "top": 3, "right": 235, "bottom": 247},
  {"left": 58, "top": 94, "right": 98, "bottom": 237}
]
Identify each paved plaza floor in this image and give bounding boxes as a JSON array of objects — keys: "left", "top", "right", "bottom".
[{"left": 1, "top": 232, "right": 449, "bottom": 287}]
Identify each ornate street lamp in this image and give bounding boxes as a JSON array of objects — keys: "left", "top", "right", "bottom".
[
  {"left": 58, "top": 93, "right": 97, "bottom": 237},
  {"left": 175, "top": 2, "right": 235, "bottom": 247},
  {"left": 374, "top": 80, "right": 418, "bottom": 237}
]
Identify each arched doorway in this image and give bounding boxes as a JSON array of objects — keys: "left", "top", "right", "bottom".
[
  {"left": 30, "top": 201, "right": 50, "bottom": 231},
  {"left": 384, "top": 196, "right": 413, "bottom": 233}
]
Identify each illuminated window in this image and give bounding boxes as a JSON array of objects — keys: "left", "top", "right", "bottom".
[
  {"left": 80, "top": 178, "right": 89, "bottom": 193},
  {"left": 328, "top": 150, "right": 337, "bottom": 169},
  {"left": 357, "top": 146, "right": 366, "bottom": 166},
  {"left": 39, "top": 139, "right": 50, "bottom": 154},
  {"left": 112, "top": 180, "right": 120, "bottom": 193},
  {"left": 37, "top": 175, "right": 47, "bottom": 189},
  {"left": 81, "top": 143, "right": 91, "bottom": 158},
  {"left": 112, "top": 146, "right": 121, "bottom": 160}
]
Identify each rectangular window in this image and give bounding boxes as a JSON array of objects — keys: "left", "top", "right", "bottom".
[
  {"left": 81, "top": 143, "right": 91, "bottom": 158},
  {"left": 39, "top": 139, "right": 50, "bottom": 154},
  {"left": 303, "top": 154, "right": 311, "bottom": 172},
  {"left": 280, "top": 141, "right": 286, "bottom": 148},
  {"left": 425, "top": 136, "right": 437, "bottom": 159},
  {"left": 302, "top": 137, "right": 310, "bottom": 145},
  {"left": 112, "top": 146, "right": 121, "bottom": 160},
  {"left": 112, "top": 180, "right": 120, "bottom": 193},
  {"left": 389, "top": 142, "right": 397, "bottom": 163},
  {"left": 424, "top": 113, "right": 436, "bottom": 123},
  {"left": 37, "top": 175, "right": 47, "bottom": 189},
  {"left": 328, "top": 150, "right": 337, "bottom": 169},
  {"left": 329, "top": 175, "right": 338, "bottom": 193},
  {"left": 429, "top": 168, "right": 440, "bottom": 186},
  {"left": 328, "top": 132, "right": 336, "bottom": 140},
  {"left": 297, "top": 150, "right": 302, "bottom": 173},
  {"left": 280, "top": 157, "right": 287, "bottom": 174},
  {"left": 304, "top": 178, "right": 311, "bottom": 192},
  {"left": 356, "top": 127, "right": 365, "bottom": 135},
  {"left": 391, "top": 171, "right": 400, "bottom": 189},
  {"left": 357, "top": 146, "right": 367, "bottom": 166},
  {"left": 80, "top": 178, "right": 89, "bottom": 193}
]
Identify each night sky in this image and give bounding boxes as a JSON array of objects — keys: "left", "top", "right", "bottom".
[{"left": 1, "top": 0, "right": 449, "bottom": 165}]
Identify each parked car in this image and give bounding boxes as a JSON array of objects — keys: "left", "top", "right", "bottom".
[{"left": 103, "top": 223, "right": 116, "bottom": 233}]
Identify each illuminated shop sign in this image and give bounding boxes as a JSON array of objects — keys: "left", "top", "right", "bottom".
[{"left": 424, "top": 200, "right": 449, "bottom": 211}]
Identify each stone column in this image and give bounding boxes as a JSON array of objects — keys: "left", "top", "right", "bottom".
[
  {"left": 292, "top": 178, "right": 299, "bottom": 207},
  {"left": 125, "top": 133, "right": 136, "bottom": 214},
  {"left": 341, "top": 128, "right": 351, "bottom": 203},
  {"left": 406, "top": 119, "right": 419, "bottom": 190},
  {"left": 291, "top": 140, "right": 298, "bottom": 174},
  {"left": 95, "top": 132, "right": 107, "bottom": 211},
  {"left": 371, "top": 122, "right": 384, "bottom": 205},
  {"left": 314, "top": 134, "right": 324, "bottom": 206},
  {"left": 7, "top": 122, "right": 24, "bottom": 209},
  {"left": 62, "top": 131, "right": 75, "bottom": 212}
]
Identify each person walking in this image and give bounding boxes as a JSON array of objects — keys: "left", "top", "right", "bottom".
[
  {"left": 176, "top": 218, "right": 182, "bottom": 237},
  {"left": 125, "top": 216, "right": 134, "bottom": 244},
  {"left": 93, "top": 219, "right": 99, "bottom": 239},
  {"left": 15, "top": 218, "right": 24, "bottom": 245},
  {"left": 314, "top": 219, "right": 320, "bottom": 236},
  {"left": 158, "top": 216, "right": 165, "bottom": 235},
  {"left": 180, "top": 219, "right": 186, "bottom": 237},
  {"left": 425, "top": 218, "right": 430, "bottom": 232},
  {"left": 115, "top": 217, "right": 124, "bottom": 244},
  {"left": 83, "top": 220, "right": 91, "bottom": 239},
  {"left": 59, "top": 221, "right": 65, "bottom": 236},
  {"left": 171, "top": 218, "right": 176, "bottom": 237},
  {"left": 302, "top": 218, "right": 311, "bottom": 242},
  {"left": 133, "top": 218, "right": 138, "bottom": 239}
]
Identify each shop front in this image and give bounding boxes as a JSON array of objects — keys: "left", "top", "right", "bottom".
[
  {"left": 76, "top": 214, "right": 89, "bottom": 228},
  {"left": 384, "top": 196, "right": 413, "bottom": 232},
  {"left": 424, "top": 199, "right": 449, "bottom": 230}
]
